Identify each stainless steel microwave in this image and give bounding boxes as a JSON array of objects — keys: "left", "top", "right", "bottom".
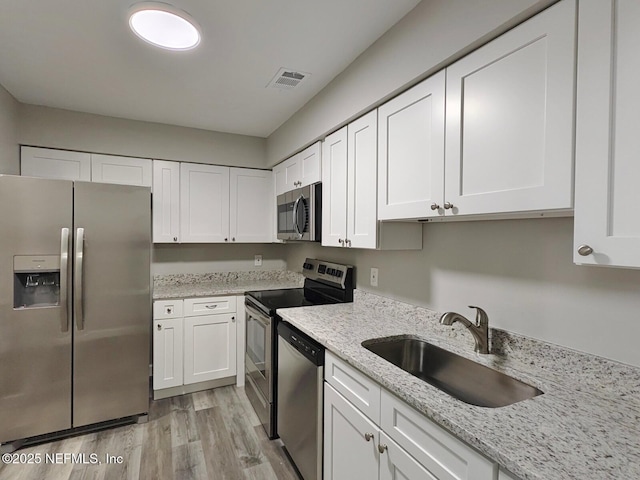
[{"left": 276, "top": 183, "right": 321, "bottom": 241}]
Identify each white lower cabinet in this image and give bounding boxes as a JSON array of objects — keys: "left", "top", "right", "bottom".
[
  {"left": 153, "top": 318, "right": 184, "bottom": 390},
  {"left": 183, "top": 313, "right": 237, "bottom": 384},
  {"left": 153, "top": 297, "right": 237, "bottom": 399},
  {"left": 324, "top": 351, "right": 498, "bottom": 480},
  {"left": 324, "top": 383, "right": 379, "bottom": 480},
  {"left": 498, "top": 468, "right": 521, "bottom": 480}
]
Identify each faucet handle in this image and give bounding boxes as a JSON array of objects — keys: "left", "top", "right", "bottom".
[{"left": 468, "top": 306, "right": 488, "bottom": 327}]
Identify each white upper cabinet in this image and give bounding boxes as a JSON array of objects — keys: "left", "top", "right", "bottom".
[
  {"left": 347, "top": 112, "right": 378, "bottom": 249},
  {"left": 91, "top": 154, "right": 152, "bottom": 187},
  {"left": 573, "top": 0, "right": 640, "bottom": 268},
  {"left": 180, "top": 163, "right": 230, "bottom": 243},
  {"left": 152, "top": 160, "right": 180, "bottom": 243},
  {"left": 323, "top": 114, "right": 422, "bottom": 250},
  {"left": 299, "top": 141, "right": 322, "bottom": 186},
  {"left": 444, "top": 0, "right": 575, "bottom": 217},
  {"left": 229, "top": 168, "right": 272, "bottom": 243},
  {"left": 322, "top": 127, "right": 349, "bottom": 248},
  {"left": 378, "top": 71, "right": 446, "bottom": 220},
  {"left": 21, "top": 146, "right": 91, "bottom": 181},
  {"left": 273, "top": 161, "right": 288, "bottom": 196},
  {"left": 273, "top": 141, "right": 322, "bottom": 196},
  {"left": 153, "top": 162, "right": 272, "bottom": 244}
]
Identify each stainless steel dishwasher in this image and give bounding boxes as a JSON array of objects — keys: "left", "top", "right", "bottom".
[{"left": 277, "top": 321, "right": 324, "bottom": 480}]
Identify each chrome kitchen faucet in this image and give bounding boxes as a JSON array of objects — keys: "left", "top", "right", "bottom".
[{"left": 440, "top": 306, "right": 490, "bottom": 354}]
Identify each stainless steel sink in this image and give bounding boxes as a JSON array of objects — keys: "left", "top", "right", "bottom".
[{"left": 362, "top": 336, "right": 543, "bottom": 408}]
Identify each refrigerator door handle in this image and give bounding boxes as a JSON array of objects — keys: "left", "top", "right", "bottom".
[
  {"left": 60, "top": 228, "right": 70, "bottom": 332},
  {"left": 74, "top": 227, "right": 85, "bottom": 331}
]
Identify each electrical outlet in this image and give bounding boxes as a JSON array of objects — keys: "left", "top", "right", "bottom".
[
  {"left": 254, "top": 255, "right": 263, "bottom": 267},
  {"left": 370, "top": 267, "right": 379, "bottom": 287}
]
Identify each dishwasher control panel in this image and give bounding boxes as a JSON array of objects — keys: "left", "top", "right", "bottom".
[{"left": 278, "top": 321, "right": 324, "bottom": 366}]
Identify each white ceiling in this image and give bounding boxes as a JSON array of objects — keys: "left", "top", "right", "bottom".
[{"left": 0, "top": 0, "right": 420, "bottom": 138}]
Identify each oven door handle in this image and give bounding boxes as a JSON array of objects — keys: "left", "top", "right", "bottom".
[
  {"left": 246, "top": 305, "right": 271, "bottom": 328},
  {"left": 292, "top": 195, "right": 303, "bottom": 237}
]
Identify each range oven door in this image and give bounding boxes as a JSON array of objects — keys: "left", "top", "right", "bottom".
[{"left": 245, "top": 301, "right": 274, "bottom": 436}]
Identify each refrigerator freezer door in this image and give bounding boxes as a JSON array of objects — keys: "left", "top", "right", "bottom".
[
  {"left": 0, "top": 175, "right": 73, "bottom": 443},
  {"left": 72, "top": 182, "right": 151, "bottom": 427}
]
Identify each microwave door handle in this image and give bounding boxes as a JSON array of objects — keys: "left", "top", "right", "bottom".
[
  {"left": 74, "top": 227, "right": 85, "bottom": 331},
  {"left": 292, "top": 195, "right": 303, "bottom": 236},
  {"left": 59, "top": 228, "right": 70, "bottom": 332}
]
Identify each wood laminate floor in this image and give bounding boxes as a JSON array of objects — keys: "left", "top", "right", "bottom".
[{"left": 0, "top": 386, "right": 301, "bottom": 480}]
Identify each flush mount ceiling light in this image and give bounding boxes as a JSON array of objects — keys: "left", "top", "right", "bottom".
[{"left": 128, "top": 3, "right": 201, "bottom": 51}]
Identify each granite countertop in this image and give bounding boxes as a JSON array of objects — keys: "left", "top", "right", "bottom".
[
  {"left": 276, "top": 291, "right": 640, "bottom": 480},
  {"left": 153, "top": 270, "right": 305, "bottom": 299}
]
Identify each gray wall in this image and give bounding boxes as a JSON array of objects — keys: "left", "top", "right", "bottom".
[
  {"left": 0, "top": 84, "right": 19, "bottom": 174},
  {"left": 153, "top": 243, "right": 288, "bottom": 276},
  {"left": 19, "top": 104, "right": 267, "bottom": 169},
  {"left": 284, "top": 218, "right": 640, "bottom": 368},
  {"left": 266, "top": 0, "right": 556, "bottom": 164}
]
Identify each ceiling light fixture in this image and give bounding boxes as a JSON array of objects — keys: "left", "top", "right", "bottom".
[{"left": 128, "top": 3, "right": 201, "bottom": 51}]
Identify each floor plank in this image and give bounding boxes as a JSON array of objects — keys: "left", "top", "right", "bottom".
[{"left": 0, "top": 386, "right": 300, "bottom": 480}]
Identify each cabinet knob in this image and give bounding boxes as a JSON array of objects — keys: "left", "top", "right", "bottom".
[
  {"left": 364, "top": 432, "right": 374, "bottom": 442},
  {"left": 157, "top": 324, "right": 161, "bottom": 331},
  {"left": 430, "top": 203, "right": 440, "bottom": 211},
  {"left": 338, "top": 238, "right": 344, "bottom": 246},
  {"left": 173, "top": 236, "right": 178, "bottom": 242},
  {"left": 443, "top": 202, "right": 454, "bottom": 210},
  {"left": 232, "top": 237, "right": 236, "bottom": 242},
  {"left": 377, "top": 444, "right": 388, "bottom": 454},
  {"left": 231, "top": 316, "right": 236, "bottom": 322},
  {"left": 577, "top": 244, "right": 593, "bottom": 256},
  {"left": 346, "top": 239, "right": 351, "bottom": 247},
  {"left": 225, "top": 238, "right": 228, "bottom": 242}
]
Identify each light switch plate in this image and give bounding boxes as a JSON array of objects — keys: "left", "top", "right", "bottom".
[
  {"left": 370, "top": 267, "right": 379, "bottom": 287},
  {"left": 254, "top": 255, "right": 263, "bottom": 266}
]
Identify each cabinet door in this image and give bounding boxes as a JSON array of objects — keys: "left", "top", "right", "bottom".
[
  {"left": 381, "top": 389, "right": 497, "bottom": 480},
  {"left": 285, "top": 154, "right": 301, "bottom": 190},
  {"left": 152, "top": 160, "right": 180, "bottom": 243},
  {"left": 91, "top": 154, "right": 152, "bottom": 187},
  {"left": 229, "top": 168, "right": 272, "bottom": 243},
  {"left": 445, "top": 0, "right": 575, "bottom": 217},
  {"left": 21, "top": 146, "right": 91, "bottom": 181},
  {"left": 153, "top": 318, "right": 183, "bottom": 390},
  {"left": 273, "top": 162, "right": 288, "bottom": 196},
  {"left": 379, "top": 431, "right": 437, "bottom": 480},
  {"left": 183, "top": 313, "right": 237, "bottom": 384},
  {"left": 498, "top": 468, "right": 521, "bottom": 480},
  {"left": 348, "top": 111, "right": 378, "bottom": 249},
  {"left": 322, "top": 127, "right": 348, "bottom": 248},
  {"left": 378, "top": 71, "right": 446, "bottom": 220},
  {"left": 324, "top": 383, "right": 379, "bottom": 480},
  {"left": 180, "top": 163, "right": 230, "bottom": 243},
  {"left": 300, "top": 141, "right": 322, "bottom": 186},
  {"left": 573, "top": 0, "right": 640, "bottom": 268}
]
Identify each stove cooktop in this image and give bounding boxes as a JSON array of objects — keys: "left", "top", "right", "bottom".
[{"left": 245, "top": 288, "right": 342, "bottom": 316}]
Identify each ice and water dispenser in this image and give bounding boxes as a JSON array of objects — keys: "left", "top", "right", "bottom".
[{"left": 13, "top": 255, "right": 61, "bottom": 309}]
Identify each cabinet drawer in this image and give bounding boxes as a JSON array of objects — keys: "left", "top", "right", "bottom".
[
  {"left": 153, "top": 299, "right": 184, "bottom": 319},
  {"left": 325, "top": 350, "right": 381, "bottom": 424},
  {"left": 380, "top": 389, "right": 496, "bottom": 480},
  {"left": 184, "top": 296, "right": 236, "bottom": 316}
]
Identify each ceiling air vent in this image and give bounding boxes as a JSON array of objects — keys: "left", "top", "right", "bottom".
[{"left": 268, "top": 68, "right": 310, "bottom": 90}]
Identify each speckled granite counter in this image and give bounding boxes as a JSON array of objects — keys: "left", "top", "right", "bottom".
[
  {"left": 153, "top": 270, "right": 304, "bottom": 299},
  {"left": 277, "top": 291, "right": 640, "bottom": 480}
]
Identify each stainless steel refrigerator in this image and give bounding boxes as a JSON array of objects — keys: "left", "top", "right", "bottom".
[{"left": 0, "top": 175, "right": 151, "bottom": 450}]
